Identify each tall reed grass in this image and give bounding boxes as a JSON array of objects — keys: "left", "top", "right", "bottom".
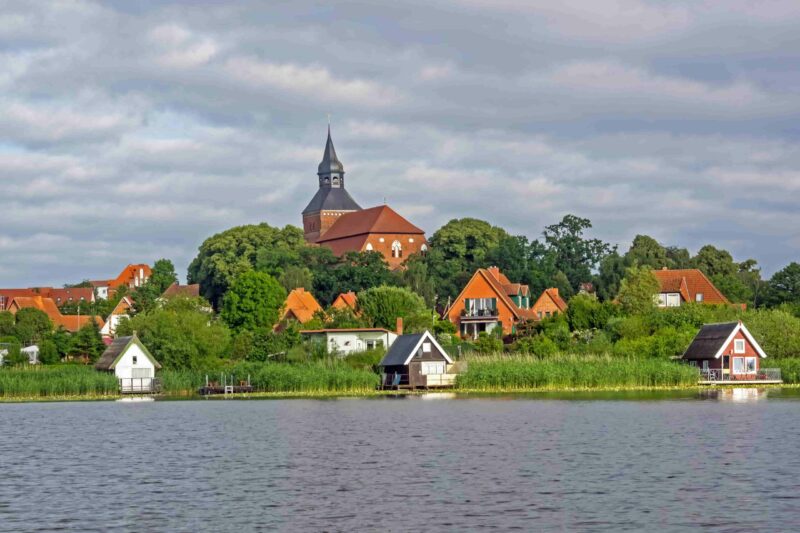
[
  {"left": 0, "top": 366, "right": 119, "bottom": 398},
  {"left": 233, "top": 360, "right": 380, "bottom": 393},
  {"left": 456, "top": 353, "right": 700, "bottom": 390},
  {"left": 768, "top": 358, "right": 800, "bottom": 384}
]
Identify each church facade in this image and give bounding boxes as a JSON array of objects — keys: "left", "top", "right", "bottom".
[{"left": 302, "top": 129, "right": 428, "bottom": 269}]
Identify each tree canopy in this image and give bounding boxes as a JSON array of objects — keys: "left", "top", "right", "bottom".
[{"left": 221, "top": 271, "right": 286, "bottom": 332}]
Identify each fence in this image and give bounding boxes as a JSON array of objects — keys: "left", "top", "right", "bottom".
[{"left": 119, "top": 377, "right": 161, "bottom": 393}]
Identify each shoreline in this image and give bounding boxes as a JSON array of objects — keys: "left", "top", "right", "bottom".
[{"left": 2, "top": 383, "right": 797, "bottom": 403}]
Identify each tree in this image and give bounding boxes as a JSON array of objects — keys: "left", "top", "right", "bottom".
[
  {"left": 399, "top": 255, "right": 437, "bottom": 307},
  {"left": 357, "top": 286, "right": 429, "bottom": 331},
  {"left": 617, "top": 265, "right": 660, "bottom": 315},
  {"left": 116, "top": 297, "right": 231, "bottom": 370},
  {"left": 69, "top": 320, "right": 105, "bottom": 362},
  {"left": 665, "top": 246, "right": 691, "bottom": 269},
  {"left": 425, "top": 218, "right": 509, "bottom": 300},
  {"left": 0, "top": 311, "right": 15, "bottom": 336},
  {"left": 38, "top": 339, "right": 60, "bottom": 364},
  {"left": 188, "top": 223, "right": 305, "bottom": 308},
  {"left": 692, "top": 245, "right": 756, "bottom": 304},
  {"left": 0, "top": 336, "right": 23, "bottom": 366},
  {"left": 14, "top": 308, "right": 52, "bottom": 344},
  {"left": 764, "top": 262, "right": 800, "bottom": 307},
  {"left": 625, "top": 235, "right": 668, "bottom": 269},
  {"left": 131, "top": 259, "right": 179, "bottom": 314},
  {"left": 542, "top": 215, "right": 612, "bottom": 291},
  {"left": 310, "top": 250, "right": 395, "bottom": 305},
  {"left": 278, "top": 265, "right": 313, "bottom": 293},
  {"left": 596, "top": 251, "right": 626, "bottom": 301},
  {"left": 693, "top": 245, "right": 737, "bottom": 278},
  {"left": 222, "top": 271, "right": 286, "bottom": 332},
  {"left": 566, "top": 294, "right": 616, "bottom": 331}
]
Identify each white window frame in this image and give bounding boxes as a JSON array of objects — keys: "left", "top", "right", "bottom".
[
  {"left": 666, "top": 293, "right": 681, "bottom": 307},
  {"left": 391, "top": 240, "right": 402, "bottom": 258},
  {"left": 421, "top": 361, "right": 445, "bottom": 375},
  {"left": 734, "top": 339, "right": 745, "bottom": 354},
  {"left": 702, "top": 360, "right": 709, "bottom": 371},
  {"left": 732, "top": 357, "right": 745, "bottom": 374},
  {"left": 745, "top": 357, "right": 757, "bottom": 374},
  {"left": 422, "top": 342, "right": 431, "bottom": 353},
  {"left": 695, "top": 293, "right": 704, "bottom": 302}
]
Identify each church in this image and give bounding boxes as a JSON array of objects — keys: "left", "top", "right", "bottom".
[{"left": 302, "top": 128, "right": 428, "bottom": 269}]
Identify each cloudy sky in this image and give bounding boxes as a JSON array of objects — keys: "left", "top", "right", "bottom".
[{"left": 2, "top": 0, "right": 799, "bottom": 286}]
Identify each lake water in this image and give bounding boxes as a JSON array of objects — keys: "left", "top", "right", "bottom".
[{"left": 2, "top": 389, "right": 800, "bottom": 532}]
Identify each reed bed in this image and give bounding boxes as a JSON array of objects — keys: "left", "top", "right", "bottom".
[
  {"left": 456, "top": 353, "right": 700, "bottom": 390},
  {"left": 232, "top": 361, "right": 380, "bottom": 393},
  {"left": 0, "top": 366, "right": 119, "bottom": 398}
]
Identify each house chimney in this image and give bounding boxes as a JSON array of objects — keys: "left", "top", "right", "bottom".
[
  {"left": 487, "top": 266, "right": 500, "bottom": 279},
  {"left": 662, "top": 266, "right": 668, "bottom": 270},
  {"left": 396, "top": 317, "right": 403, "bottom": 336}
]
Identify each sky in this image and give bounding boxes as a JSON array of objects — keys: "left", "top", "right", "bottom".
[{"left": 1, "top": 0, "right": 799, "bottom": 287}]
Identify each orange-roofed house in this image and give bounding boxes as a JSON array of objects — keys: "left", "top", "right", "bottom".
[
  {"left": 331, "top": 291, "right": 358, "bottom": 312},
  {"left": 277, "top": 288, "right": 323, "bottom": 329},
  {"left": 301, "top": 129, "right": 428, "bottom": 269},
  {"left": 160, "top": 283, "right": 201, "bottom": 299},
  {"left": 446, "top": 266, "right": 536, "bottom": 339},
  {"left": 652, "top": 268, "right": 730, "bottom": 307},
  {"left": 6, "top": 296, "right": 104, "bottom": 333},
  {"left": 530, "top": 288, "right": 569, "bottom": 320},
  {"left": 90, "top": 264, "right": 152, "bottom": 300}
]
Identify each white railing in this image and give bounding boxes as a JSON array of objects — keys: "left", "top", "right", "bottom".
[
  {"left": 700, "top": 368, "right": 781, "bottom": 382},
  {"left": 424, "top": 374, "right": 458, "bottom": 387},
  {"left": 119, "top": 377, "right": 161, "bottom": 393}
]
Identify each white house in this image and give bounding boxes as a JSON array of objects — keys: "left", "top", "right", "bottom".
[
  {"left": 300, "top": 328, "right": 398, "bottom": 356},
  {"left": 95, "top": 335, "right": 161, "bottom": 393},
  {"left": 100, "top": 296, "right": 133, "bottom": 337}
]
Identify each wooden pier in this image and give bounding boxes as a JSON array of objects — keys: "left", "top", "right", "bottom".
[{"left": 199, "top": 374, "right": 253, "bottom": 396}]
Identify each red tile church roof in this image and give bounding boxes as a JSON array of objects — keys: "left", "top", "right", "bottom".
[{"left": 317, "top": 205, "right": 424, "bottom": 242}]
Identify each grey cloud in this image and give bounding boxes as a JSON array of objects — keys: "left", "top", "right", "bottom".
[{"left": 0, "top": 0, "right": 798, "bottom": 287}]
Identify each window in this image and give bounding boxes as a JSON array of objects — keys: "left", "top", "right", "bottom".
[
  {"left": 702, "top": 360, "right": 709, "bottom": 371},
  {"left": 734, "top": 339, "right": 745, "bottom": 354},
  {"left": 421, "top": 361, "right": 445, "bottom": 375},
  {"left": 537, "top": 311, "right": 542, "bottom": 319},
  {"left": 420, "top": 244, "right": 428, "bottom": 257},
  {"left": 696, "top": 293, "right": 704, "bottom": 302},
  {"left": 391, "top": 240, "right": 402, "bottom": 258},
  {"left": 332, "top": 177, "right": 339, "bottom": 186},
  {"left": 422, "top": 342, "right": 431, "bottom": 353},
  {"left": 132, "top": 355, "right": 138, "bottom": 365},
  {"left": 365, "top": 243, "right": 373, "bottom": 251},
  {"left": 408, "top": 238, "right": 414, "bottom": 243},
  {"left": 666, "top": 293, "right": 681, "bottom": 307},
  {"left": 324, "top": 177, "right": 330, "bottom": 184},
  {"left": 745, "top": 357, "right": 757, "bottom": 373},
  {"left": 733, "top": 357, "right": 744, "bottom": 374},
  {"left": 132, "top": 368, "right": 151, "bottom": 378},
  {"left": 366, "top": 340, "right": 375, "bottom": 350}
]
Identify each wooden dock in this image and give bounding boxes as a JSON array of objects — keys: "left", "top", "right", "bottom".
[{"left": 199, "top": 374, "right": 253, "bottom": 396}]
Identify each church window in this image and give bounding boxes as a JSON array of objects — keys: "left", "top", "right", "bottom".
[
  {"left": 324, "top": 177, "right": 330, "bottom": 184},
  {"left": 392, "top": 240, "right": 402, "bottom": 258},
  {"left": 365, "top": 243, "right": 373, "bottom": 251}
]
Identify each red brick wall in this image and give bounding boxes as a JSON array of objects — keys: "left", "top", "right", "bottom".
[
  {"left": 530, "top": 294, "right": 562, "bottom": 320},
  {"left": 361, "top": 233, "right": 427, "bottom": 269}
]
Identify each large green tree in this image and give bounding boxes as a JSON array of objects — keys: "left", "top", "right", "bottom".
[
  {"left": 764, "top": 262, "right": 800, "bottom": 307},
  {"left": 117, "top": 297, "right": 231, "bottom": 370},
  {"left": 13, "top": 308, "right": 52, "bottom": 344},
  {"left": 357, "top": 285, "right": 429, "bottom": 332},
  {"left": 221, "top": 271, "right": 286, "bottom": 332},
  {"left": 310, "top": 250, "right": 395, "bottom": 306},
  {"left": 625, "top": 235, "right": 669, "bottom": 269},
  {"left": 542, "top": 214, "right": 612, "bottom": 292},
  {"left": 596, "top": 251, "right": 626, "bottom": 301},
  {"left": 188, "top": 223, "right": 305, "bottom": 308},
  {"left": 69, "top": 320, "right": 106, "bottom": 362},
  {"left": 0, "top": 311, "right": 15, "bottom": 337},
  {"left": 617, "top": 265, "right": 660, "bottom": 315}
]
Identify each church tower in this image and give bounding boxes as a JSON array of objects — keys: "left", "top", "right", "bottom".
[{"left": 302, "top": 127, "right": 362, "bottom": 243}]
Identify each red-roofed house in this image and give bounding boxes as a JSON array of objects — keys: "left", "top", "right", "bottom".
[
  {"left": 100, "top": 296, "right": 133, "bottom": 337},
  {"left": 530, "top": 288, "right": 569, "bottom": 320},
  {"left": 446, "top": 266, "right": 536, "bottom": 339},
  {"left": 0, "top": 287, "right": 94, "bottom": 311},
  {"left": 652, "top": 268, "right": 730, "bottom": 307},
  {"left": 160, "top": 283, "right": 201, "bottom": 299}
]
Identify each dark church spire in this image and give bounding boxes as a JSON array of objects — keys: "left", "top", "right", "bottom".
[{"left": 317, "top": 125, "right": 344, "bottom": 182}]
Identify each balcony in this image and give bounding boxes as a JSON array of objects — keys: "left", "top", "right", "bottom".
[{"left": 461, "top": 308, "right": 499, "bottom": 320}]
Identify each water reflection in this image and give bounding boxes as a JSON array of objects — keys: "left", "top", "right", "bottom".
[{"left": 698, "top": 387, "right": 769, "bottom": 402}]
